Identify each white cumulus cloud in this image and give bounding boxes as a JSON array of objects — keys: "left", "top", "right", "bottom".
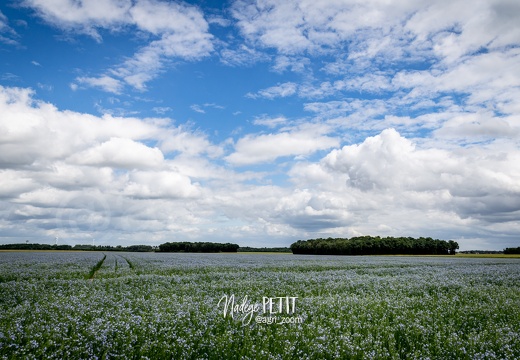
[
  {"left": 69, "top": 137, "right": 164, "bottom": 169},
  {"left": 226, "top": 127, "right": 339, "bottom": 165}
]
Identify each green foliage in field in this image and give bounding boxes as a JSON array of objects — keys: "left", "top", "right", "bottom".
[
  {"left": 87, "top": 254, "right": 107, "bottom": 280},
  {"left": 291, "top": 236, "right": 459, "bottom": 255},
  {"left": 0, "top": 253, "right": 519, "bottom": 359}
]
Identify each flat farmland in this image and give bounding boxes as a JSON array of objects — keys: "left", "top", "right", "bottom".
[{"left": 1, "top": 252, "right": 519, "bottom": 359}]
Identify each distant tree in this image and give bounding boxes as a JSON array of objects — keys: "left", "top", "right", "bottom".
[
  {"left": 126, "top": 245, "right": 153, "bottom": 252},
  {"left": 448, "top": 240, "right": 459, "bottom": 255},
  {"left": 504, "top": 247, "right": 520, "bottom": 254}
]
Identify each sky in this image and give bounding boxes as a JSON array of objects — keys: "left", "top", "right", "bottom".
[{"left": 0, "top": 0, "right": 519, "bottom": 250}]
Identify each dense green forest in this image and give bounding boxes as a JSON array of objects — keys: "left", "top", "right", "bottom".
[
  {"left": 290, "top": 236, "right": 459, "bottom": 255},
  {"left": 504, "top": 247, "right": 520, "bottom": 254},
  {"left": 157, "top": 242, "right": 239, "bottom": 253}
]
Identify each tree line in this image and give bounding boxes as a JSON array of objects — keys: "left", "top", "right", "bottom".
[
  {"left": 0, "top": 243, "right": 73, "bottom": 251},
  {"left": 0, "top": 243, "right": 154, "bottom": 252},
  {"left": 73, "top": 244, "right": 155, "bottom": 252},
  {"left": 238, "top": 247, "right": 291, "bottom": 253},
  {"left": 157, "top": 242, "right": 239, "bottom": 253},
  {"left": 504, "top": 247, "right": 520, "bottom": 254},
  {"left": 0, "top": 242, "right": 240, "bottom": 253},
  {"left": 290, "top": 236, "right": 460, "bottom": 255}
]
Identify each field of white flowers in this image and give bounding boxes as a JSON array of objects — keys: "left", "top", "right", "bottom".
[{"left": 1, "top": 252, "right": 519, "bottom": 359}]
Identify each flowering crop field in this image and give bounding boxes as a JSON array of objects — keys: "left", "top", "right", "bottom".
[{"left": 1, "top": 252, "right": 519, "bottom": 359}]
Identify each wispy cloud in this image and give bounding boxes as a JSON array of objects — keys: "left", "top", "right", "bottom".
[
  {"left": 191, "top": 103, "right": 225, "bottom": 114},
  {"left": 25, "top": 0, "right": 213, "bottom": 92},
  {"left": 191, "top": 104, "right": 205, "bottom": 114},
  {"left": 252, "top": 115, "right": 287, "bottom": 128},
  {"left": 272, "top": 55, "right": 310, "bottom": 73},
  {"left": 220, "top": 44, "right": 270, "bottom": 67},
  {"left": 152, "top": 106, "right": 171, "bottom": 115},
  {"left": 246, "top": 82, "right": 297, "bottom": 99},
  {"left": 0, "top": 10, "right": 19, "bottom": 45},
  {"left": 76, "top": 75, "right": 124, "bottom": 94}
]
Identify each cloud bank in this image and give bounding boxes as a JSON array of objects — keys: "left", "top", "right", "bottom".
[{"left": 2, "top": 85, "right": 519, "bottom": 249}]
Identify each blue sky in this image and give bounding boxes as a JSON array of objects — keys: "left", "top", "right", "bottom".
[{"left": 1, "top": 0, "right": 519, "bottom": 250}]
